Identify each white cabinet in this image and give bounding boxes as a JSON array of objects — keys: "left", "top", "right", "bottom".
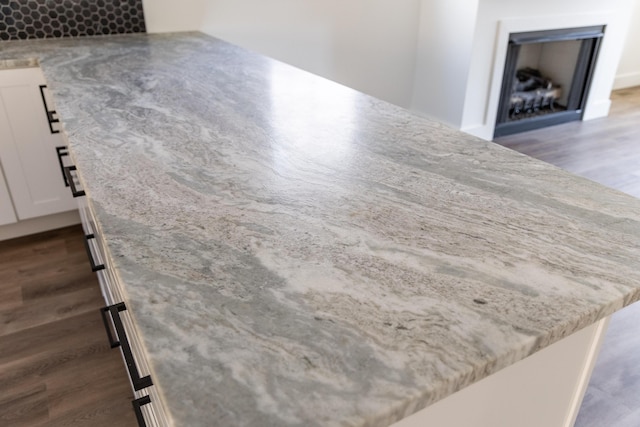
[
  {"left": 0, "top": 163, "right": 17, "bottom": 226},
  {"left": 0, "top": 67, "right": 77, "bottom": 221},
  {"left": 79, "top": 197, "right": 171, "bottom": 426}
]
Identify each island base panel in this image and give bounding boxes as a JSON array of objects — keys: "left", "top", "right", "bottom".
[{"left": 391, "top": 317, "right": 609, "bottom": 427}]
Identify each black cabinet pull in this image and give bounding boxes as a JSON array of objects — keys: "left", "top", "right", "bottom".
[
  {"left": 56, "top": 146, "right": 70, "bottom": 187},
  {"left": 101, "top": 302, "right": 154, "bottom": 391},
  {"left": 83, "top": 234, "right": 105, "bottom": 272},
  {"left": 63, "top": 165, "right": 85, "bottom": 197},
  {"left": 132, "top": 395, "right": 152, "bottom": 427},
  {"left": 39, "top": 84, "right": 60, "bottom": 134},
  {"left": 100, "top": 306, "right": 120, "bottom": 348}
]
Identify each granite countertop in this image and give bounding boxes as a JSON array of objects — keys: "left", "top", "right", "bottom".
[{"left": 2, "top": 33, "right": 640, "bottom": 427}]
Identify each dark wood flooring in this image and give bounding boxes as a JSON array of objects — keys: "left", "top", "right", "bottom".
[
  {"left": 495, "top": 85, "right": 640, "bottom": 427},
  {"left": 0, "top": 226, "right": 137, "bottom": 426}
]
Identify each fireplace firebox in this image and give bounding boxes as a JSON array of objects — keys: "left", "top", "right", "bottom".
[{"left": 494, "top": 26, "right": 604, "bottom": 138}]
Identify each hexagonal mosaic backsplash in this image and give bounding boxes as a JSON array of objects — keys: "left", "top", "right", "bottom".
[{"left": 0, "top": 0, "right": 146, "bottom": 41}]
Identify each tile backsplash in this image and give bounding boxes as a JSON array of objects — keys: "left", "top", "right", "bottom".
[{"left": 0, "top": 0, "right": 146, "bottom": 41}]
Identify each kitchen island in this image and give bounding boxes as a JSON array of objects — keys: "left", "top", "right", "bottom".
[{"left": 2, "top": 33, "right": 640, "bottom": 426}]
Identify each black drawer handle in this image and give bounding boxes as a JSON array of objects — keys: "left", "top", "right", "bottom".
[
  {"left": 132, "top": 395, "right": 152, "bottom": 427},
  {"left": 100, "top": 306, "right": 120, "bottom": 348},
  {"left": 83, "top": 234, "right": 105, "bottom": 272},
  {"left": 55, "top": 146, "right": 70, "bottom": 187},
  {"left": 63, "top": 165, "right": 85, "bottom": 197},
  {"left": 39, "top": 84, "right": 60, "bottom": 134},
  {"left": 101, "top": 302, "right": 154, "bottom": 391}
]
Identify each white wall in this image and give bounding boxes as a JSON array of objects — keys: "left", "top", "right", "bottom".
[
  {"left": 411, "top": 0, "right": 480, "bottom": 128},
  {"left": 141, "top": 0, "right": 206, "bottom": 33},
  {"left": 614, "top": 0, "right": 640, "bottom": 89},
  {"left": 200, "top": 0, "right": 421, "bottom": 108}
]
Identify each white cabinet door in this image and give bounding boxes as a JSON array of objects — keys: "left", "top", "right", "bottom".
[
  {"left": 0, "top": 163, "right": 17, "bottom": 226},
  {"left": 0, "top": 67, "right": 77, "bottom": 220}
]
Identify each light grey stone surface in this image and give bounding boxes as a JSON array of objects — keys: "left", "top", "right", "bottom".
[{"left": 2, "top": 33, "right": 640, "bottom": 427}]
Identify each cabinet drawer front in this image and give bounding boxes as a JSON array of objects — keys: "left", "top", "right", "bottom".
[
  {"left": 101, "top": 303, "right": 171, "bottom": 427},
  {"left": 134, "top": 388, "right": 171, "bottom": 427},
  {"left": 77, "top": 197, "right": 122, "bottom": 305},
  {"left": 102, "top": 303, "right": 153, "bottom": 391},
  {"left": 0, "top": 67, "right": 76, "bottom": 219},
  {"left": 0, "top": 164, "right": 17, "bottom": 226},
  {"left": 76, "top": 177, "right": 171, "bottom": 426}
]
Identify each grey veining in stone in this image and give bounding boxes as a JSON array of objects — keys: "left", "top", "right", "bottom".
[{"left": 2, "top": 33, "right": 640, "bottom": 427}]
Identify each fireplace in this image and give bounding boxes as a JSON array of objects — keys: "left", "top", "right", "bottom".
[{"left": 493, "top": 26, "right": 605, "bottom": 138}]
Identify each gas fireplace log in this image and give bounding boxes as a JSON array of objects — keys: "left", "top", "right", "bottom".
[{"left": 510, "top": 86, "right": 562, "bottom": 117}]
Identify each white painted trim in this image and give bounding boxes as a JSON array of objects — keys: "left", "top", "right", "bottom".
[
  {"left": 0, "top": 162, "right": 17, "bottom": 226},
  {"left": 563, "top": 316, "right": 611, "bottom": 427},
  {"left": 390, "top": 318, "right": 610, "bottom": 427},
  {"left": 460, "top": 124, "right": 493, "bottom": 141},
  {"left": 0, "top": 209, "right": 79, "bottom": 241},
  {"left": 582, "top": 98, "right": 611, "bottom": 120},
  {"left": 613, "top": 71, "right": 640, "bottom": 90}
]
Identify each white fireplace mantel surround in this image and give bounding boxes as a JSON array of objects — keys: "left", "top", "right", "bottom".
[
  {"left": 472, "top": 13, "right": 616, "bottom": 140},
  {"left": 412, "top": 0, "right": 636, "bottom": 141},
  {"left": 462, "top": 11, "right": 629, "bottom": 140}
]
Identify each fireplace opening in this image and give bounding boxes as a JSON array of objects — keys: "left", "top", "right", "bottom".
[{"left": 494, "top": 26, "right": 604, "bottom": 138}]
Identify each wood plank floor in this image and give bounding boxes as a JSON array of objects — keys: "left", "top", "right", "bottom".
[
  {"left": 495, "top": 86, "right": 640, "bottom": 199},
  {"left": 0, "top": 226, "right": 137, "bottom": 426},
  {"left": 496, "top": 85, "right": 640, "bottom": 427}
]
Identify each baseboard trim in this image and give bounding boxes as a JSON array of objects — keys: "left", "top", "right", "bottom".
[
  {"left": 613, "top": 72, "right": 640, "bottom": 90},
  {"left": 460, "top": 124, "right": 493, "bottom": 141},
  {"left": 0, "top": 210, "right": 80, "bottom": 241},
  {"left": 583, "top": 98, "right": 611, "bottom": 121}
]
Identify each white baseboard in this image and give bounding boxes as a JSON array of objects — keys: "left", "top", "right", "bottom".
[
  {"left": 583, "top": 98, "right": 611, "bottom": 121},
  {"left": 0, "top": 209, "right": 80, "bottom": 241},
  {"left": 460, "top": 124, "right": 493, "bottom": 141},
  {"left": 613, "top": 72, "right": 640, "bottom": 90}
]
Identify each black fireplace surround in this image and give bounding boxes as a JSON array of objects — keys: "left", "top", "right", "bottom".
[{"left": 494, "top": 26, "right": 605, "bottom": 138}]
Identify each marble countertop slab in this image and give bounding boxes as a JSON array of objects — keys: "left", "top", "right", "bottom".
[{"left": 2, "top": 33, "right": 640, "bottom": 427}]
